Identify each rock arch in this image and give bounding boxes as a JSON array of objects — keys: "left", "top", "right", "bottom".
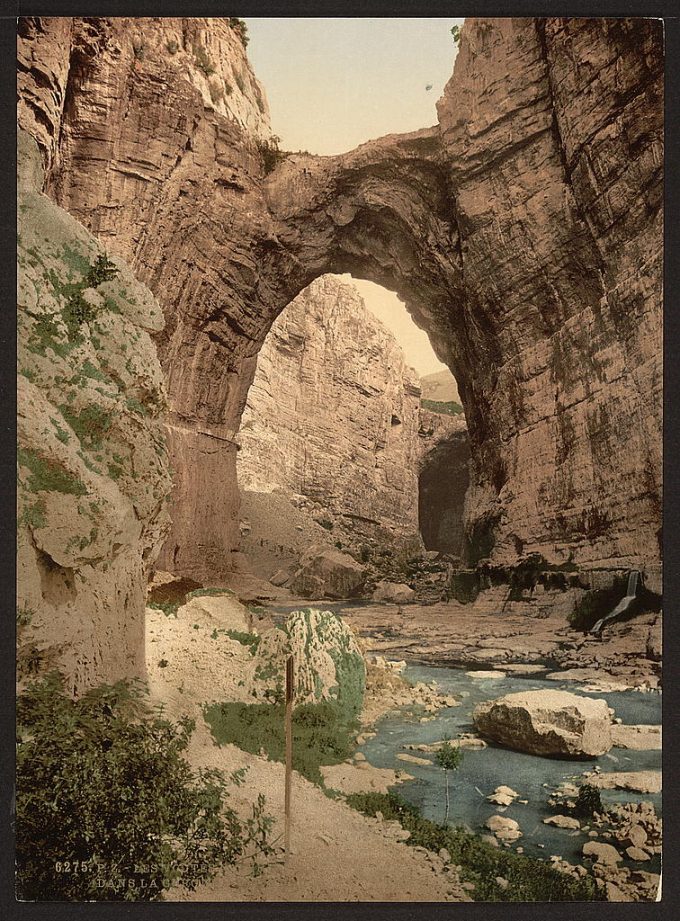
[{"left": 18, "top": 16, "right": 664, "bottom": 589}]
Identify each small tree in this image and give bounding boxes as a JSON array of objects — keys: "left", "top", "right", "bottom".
[
  {"left": 434, "top": 741, "right": 463, "bottom": 824},
  {"left": 573, "top": 783, "right": 603, "bottom": 819},
  {"left": 451, "top": 25, "right": 461, "bottom": 47}
]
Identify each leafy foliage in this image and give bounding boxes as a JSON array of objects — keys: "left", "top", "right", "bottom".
[
  {"left": 434, "top": 741, "right": 463, "bottom": 772},
  {"left": 16, "top": 673, "right": 275, "bottom": 901},
  {"left": 346, "top": 792, "right": 604, "bottom": 902},
  {"left": 193, "top": 44, "right": 216, "bottom": 77},
  {"left": 204, "top": 699, "right": 357, "bottom": 786},
  {"left": 451, "top": 25, "right": 461, "bottom": 47},
  {"left": 573, "top": 784, "right": 603, "bottom": 818}
]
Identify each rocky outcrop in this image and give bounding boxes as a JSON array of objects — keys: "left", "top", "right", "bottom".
[
  {"left": 246, "top": 609, "right": 366, "bottom": 719},
  {"left": 288, "top": 546, "right": 367, "bottom": 600},
  {"left": 17, "top": 129, "right": 171, "bottom": 693},
  {"left": 473, "top": 689, "right": 613, "bottom": 757},
  {"left": 237, "top": 275, "right": 423, "bottom": 541},
  {"left": 18, "top": 16, "right": 663, "bottom": 585}
]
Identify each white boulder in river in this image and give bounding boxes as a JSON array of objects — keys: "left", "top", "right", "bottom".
[{"left": 473, "top": 689, "right": 613, "bottom": 757}]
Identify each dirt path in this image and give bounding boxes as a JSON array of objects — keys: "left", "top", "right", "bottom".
[{"left": 145, "top": 598, "right": 469, "bottom": 902}]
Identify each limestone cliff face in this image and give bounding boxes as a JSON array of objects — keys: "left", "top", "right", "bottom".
[
  {"left": 237, "top": 275, "right": 422, "bottom": 539},
  {"left": 436, "top": 18, "right": 663, "bottom": 573},
  {"left": 17, "top": 130, "right": 171, "bottom": 693},
  {"left": 18, "top": 16, "right": 663, "bottom": 584}
]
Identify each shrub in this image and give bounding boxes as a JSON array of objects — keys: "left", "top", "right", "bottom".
[
  {"left": 16, "top": 673, "right": 275, "bottom": 900},
  {"left": 451, "top": 25, "right": 461, "bottom": 47},
  {"left": 229, "top": 18, "right": 249, "bottom": 47},
  {"left": 59, "top": 404, "right": 113, "bottom": 450},
  {"left": 18, "top": 447, "right": 87, "bottom": 496},
  {"left": 193, "top": 44, "right": 216, "bottom": 77},
  {"left": 573, "top": 784, "right": 603, "bottom": 818},
  {"left": 434, "top": 742, "right": 463, "bottom": 823},
  {"left": 257, "top": 136, "right": 284, "bottom": 175},
  {"left": 204, "top": 699, "right": 356, "bottom": 786},
  {"left": 346, "top": 792, "right": 604, "bottom": 902}
]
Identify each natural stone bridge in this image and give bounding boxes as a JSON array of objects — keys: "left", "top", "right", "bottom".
[{"left": 19, "top": 16, "right": 663, "bottom": 588}]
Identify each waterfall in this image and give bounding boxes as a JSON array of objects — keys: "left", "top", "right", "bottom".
[{"left": 590, "top": 570, "right": 641, "bottom": 636}]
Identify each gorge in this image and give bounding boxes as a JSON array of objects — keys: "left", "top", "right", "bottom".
[{"left": 16, "top": 15, "right": 663, "bottom": 904}]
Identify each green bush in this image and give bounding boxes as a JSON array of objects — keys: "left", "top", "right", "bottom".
[
  {"left": 16, "top": 673, "right": 275, "bottom": 900},
  {"left": 573, "top": 784, "right": 603, "bottom": 818},
  {"left": 204, "top": 699, "right": 356, "bottom": 786},
  {"left": 257, "top": 136, "right": 284, "bottom": 175},
  {"left": 346, "top": 792, "right": 604, "bottom": 902},
  {"left": 18, "top": 447, "right": 87, "bottom": 496},
  {"left": 193, "top": 45, "right": 216, "bottom": 77},
  {"left": 229, "top": 18, "right": 249, "bottom": 47}
]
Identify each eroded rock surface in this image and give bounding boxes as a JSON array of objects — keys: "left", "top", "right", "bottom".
[
  {"left": 17, "top": 130, "right": 171, "bottom": 693},
  {"left": 17, "top": 17, "right": 663, "bottom": 584}
]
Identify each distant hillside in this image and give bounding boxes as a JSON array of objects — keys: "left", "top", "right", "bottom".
[{"left": 420, "top": 369, "right": 460, "bottom": 404}]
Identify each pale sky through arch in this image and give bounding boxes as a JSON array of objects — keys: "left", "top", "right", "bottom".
[{"left": 246, "top": 17, "right": 465, "bottom": 377}]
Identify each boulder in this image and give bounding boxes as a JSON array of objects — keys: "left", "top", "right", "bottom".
[
  {"left": 269, "top": 568, "right": 291, "bottom": 587},
  {"left": 485, "top": 816, "right": 522, "bottom": 842},
  {"left": 289, "top": 546, "right": 367, "bottom": 599},
  {"left": 626, "top": 847, "right": 650, "bottom": 862},
  {"left": 473, "top": 690, "right": 613, "bottom": 757},
  {"left": 626, "top": 825, "right": 648, "bottom": 849},
  {"left": 372, "top": 581, "right": 416, "bottom": 604},
  {"left": 543, "top": 815, "right": 581, "bottom": 830},
  {"left": 177, "top": 593, "right": 251, "bottom": 632},
  {"left": 583, "top": 841, "right": 623, "bottom": 865},
  {"left": 246, "top": 609, "right": 365, "bottom": 719}
]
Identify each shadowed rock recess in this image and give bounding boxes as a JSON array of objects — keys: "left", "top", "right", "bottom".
[{"left": 18, "top": 18, "right": 662, "bottom": 602}]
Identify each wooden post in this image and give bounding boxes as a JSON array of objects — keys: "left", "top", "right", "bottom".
[{"left": 284, "top": 655, "right": 294, "bottom": 859}]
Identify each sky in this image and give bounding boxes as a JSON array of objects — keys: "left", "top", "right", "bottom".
[{"left": 246, "top": 17, "right": 463, "bottom": 377}]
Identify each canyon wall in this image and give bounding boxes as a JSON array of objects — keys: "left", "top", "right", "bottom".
[
  {"left": 237, "top": 275, "right": 422, "bottom": 540},
  {"left": 17, "top": 130, "right": 171, "bottom": 693},
  {"left": 17, "top": 16, "right": 663, "bottom": 588}
]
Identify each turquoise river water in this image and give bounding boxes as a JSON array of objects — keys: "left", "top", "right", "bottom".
[{"left": 358, "top": 664, "right": 661, "bottom": 870}]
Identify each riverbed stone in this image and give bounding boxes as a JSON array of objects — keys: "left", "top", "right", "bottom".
[
  {"left": 543, "top": 815, "right": 581, "bottom": 830},
  {"left": 473, "top": 689, "right": 613, "bottom": 757},
  {"left": 583, "top": 841, "right": 623, "bottom": 865},
  {"left": 485, "top": 816, "right": 522, "bottom": 841}
]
